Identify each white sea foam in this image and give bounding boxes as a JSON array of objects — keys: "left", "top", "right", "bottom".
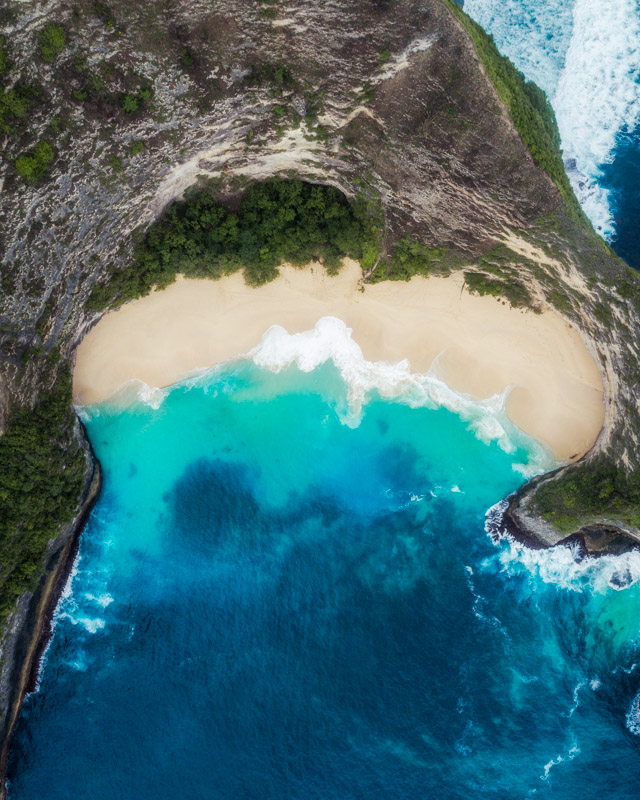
[
  {"left": 484, "top": 511, "right": 640, "bottom": 594},
  {"left": 541, "top": 740, "right": 581, "bottom": 780},
  {"left": 85, "top": 592, "right": 114, "bottom": 608},
  {"left": 250, "top": 317, "right": 553, "bottom": 474},
  {"left": 626, "top": 693, "right": 640, "bottom": 735},
  {"left": 83, "top": 316, "right": 555, "bottom": 474},
  {"left": 554, "top": 0, "right": 640, "bottom": 238},
  {"left": 464, "top": 0, "right": 640, "bottom": 241},
  {"left": 26, "top": 549, "right": 84, "bottom": 695},
  {"left": 484, "top": 500, "right": 640, "bottom": 593},
  {"left": 566, "top": 680, "right": 586, "bottom": 717},
  {"left": 463, "top": 0, "right": 573, "bottom": 96}
]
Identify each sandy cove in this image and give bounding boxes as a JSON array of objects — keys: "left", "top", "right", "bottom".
[{"left": 73, "top": 260, "right": 605, "bottom": 462}]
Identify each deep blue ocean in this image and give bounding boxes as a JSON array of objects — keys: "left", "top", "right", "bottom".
[
  {"left": 7, "top": 352, "right": 640, "bottom": 798},
  {"left": 463, "top": 0, "right": 640, "bottom": 269}
]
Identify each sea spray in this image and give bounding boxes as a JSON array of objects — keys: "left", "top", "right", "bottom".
[
  {"left": 484, "top": 500, "right": 640, "bottom": 594},
  {"left": 463, "top": 0, "right": 640, "bottom": 244}
]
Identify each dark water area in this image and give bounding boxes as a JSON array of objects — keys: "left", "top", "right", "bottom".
[{"left": 603, "top": 126, "right": 640, "bottom": 270}]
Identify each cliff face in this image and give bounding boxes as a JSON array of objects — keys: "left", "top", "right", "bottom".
[
  {"left": 1, "top": 0, "right": 640, "bottom": 759},
  {"left": 0, "top": 0, "right": 564, "bottom": 405}
]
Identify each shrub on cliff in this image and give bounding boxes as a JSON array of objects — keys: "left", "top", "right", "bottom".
[
  {"left": 0, "top": 36, "right": 8, "bottom": 76},
  {"left": 534, "top": 455, "right": 640, "bottom": 532},
  {"left": 14, "top": 141, "right": 54, "bottom": 184},
  {"left": 443, "top": 0, "right": 575, "bottom": 210},
  {"left": 38, "top": 23, "right": 66, "bottom": 63}
]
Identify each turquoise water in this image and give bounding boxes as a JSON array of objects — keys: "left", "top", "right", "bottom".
[{"left": 7, "top": 352, "right": 640, "bottom": 798}]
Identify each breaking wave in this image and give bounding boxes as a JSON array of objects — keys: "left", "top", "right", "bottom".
[
  {"left": 251, "top": 317, "right": 553, "bottom": 475},
  {"left": 81, "top": 316, "right": 556, "bottom": 477},
  {"left": 463, "top": 0, "right": 640, "bottom": 242},
  {"left": 484, "top": 500, "right": 640, "bottom": 593}
]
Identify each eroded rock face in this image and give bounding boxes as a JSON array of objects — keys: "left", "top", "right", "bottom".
[
  {"left": 0, "top": 0, "right": 563, "bottom": 402},
  {"left": 2, "top": 2, "right": 640, "bottom": 549}
]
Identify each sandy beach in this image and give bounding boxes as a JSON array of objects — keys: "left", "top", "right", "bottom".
[{"left": 73, "top": 260, "right": 605, "bottom": 462}]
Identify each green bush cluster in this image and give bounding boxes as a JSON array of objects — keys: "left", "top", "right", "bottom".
[
  {"left": 247, "top": 62, "right": 293, "bottom": 91},
  {"left": 0, "top": 36, "right": 8, "bottom": 75},
  {"left": 87, "top": 178, "right": 379, "bottom": 311},
  {"left": 464, "top": 270, "right": 531, "bottom": 307},
  {"left": 443, "top": 0, "right": 575, "bottom": 206},
  {"left": 38, "top": 23, "right": 66, "bottom": 63},
  {"left": 369, "top": 237, "right": 466, "bottom": 282},
  {"left": 0, "top": 36, "right": 41, "bottom": 137},
  {"left": 0, "top": 85, "right": 35, "bottom": 136},
  {"left": 0, "top": 368, "right": 86, "bottom": 621},
  {"left": 535, "top": 456, "right": 640, "bottom": 532},
  {"left": 118, "top": 84, "right": 153, "bottom": 114},
  {"left": 14, "top": 141, "right": 55, "bottom": 184},
  {"left": 128, "top": 139, "right": 146, "bottom": 156}
]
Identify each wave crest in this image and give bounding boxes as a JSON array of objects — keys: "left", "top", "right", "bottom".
[
  {"left": 251, "top": 317, "right": 553, "bottom": 475},
  {"left": 484, "top": 502, "right": 640, "bottom": 594}
]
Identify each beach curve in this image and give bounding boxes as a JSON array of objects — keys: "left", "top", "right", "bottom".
[{"left": 73, "top": 260, "right": 605, "bottom": 462}]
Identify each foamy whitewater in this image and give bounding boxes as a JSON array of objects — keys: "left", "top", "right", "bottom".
[
  {"left": 463, "top": 0, "right": 640, "bottom": 265},
  {"left": 7, "top": 327, "right": 640, "bottom": 797}
]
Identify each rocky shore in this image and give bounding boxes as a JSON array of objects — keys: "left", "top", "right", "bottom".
[{"left": 0, "top": 426, "right": 100, "bottom": 798}]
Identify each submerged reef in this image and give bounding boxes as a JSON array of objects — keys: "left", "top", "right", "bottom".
[{"left": 0, "top": 0, "right": 640, "bottom": 782}]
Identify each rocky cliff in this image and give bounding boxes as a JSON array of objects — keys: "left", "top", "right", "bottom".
[{"left": 1, "top": 0, "right": 640, "bottom": 766}]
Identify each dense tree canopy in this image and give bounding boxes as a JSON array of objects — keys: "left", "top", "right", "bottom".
[
  {"left": 87, "top": 178, "right": 378, "bottom": 310},
  {"left": 0, "top": 369, "right": 85, "bottom": 620}
]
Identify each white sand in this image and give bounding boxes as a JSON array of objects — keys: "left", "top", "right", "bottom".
[{"left": 73, "top": 260, "right": 605, "bottom": 462}]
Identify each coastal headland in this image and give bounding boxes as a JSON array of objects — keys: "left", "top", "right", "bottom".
[{"left": 73, "top": 260, "right": 604, "bottom": 464}]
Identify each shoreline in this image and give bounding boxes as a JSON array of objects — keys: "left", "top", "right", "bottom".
[
  {"left": 74, "top": 260, "right": 605, "bottom": 462},
  {"left": 0, "top": 434, "right": 101, "bottom": 800}
]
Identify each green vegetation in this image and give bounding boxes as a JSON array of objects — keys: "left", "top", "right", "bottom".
[
  {"left": 535, "top": 456, "right": 640, "bottom": 532},
  {"left": 0, "top": 85, "right": 36, "bottom": 135},
  {"left": 38, "top": 23, "right": 66, "bottom": 63},
  {"left": 247, "top": 62, "right": 293, "bottom": 92},
  {"left": 614, "top": 267, "right": 640, "bottom": 314},
  {"left": 87, "top": 178, "right": 380, "bottom": 311},
  {"left": 128, "top": 139, "right": 146, "bottom": 156},
  {"left": 14, "top": 141, "right": 55, "bottom": 184},
  {"left": 0, "top": 36, "right": 43, "bottom": 137},
  {"left": 545, "top": 289, "right": 573, "bottom": 315},
  {"left": 180, "top": 47, "right": 195, "bottom": 68},
  {"left": 443, "top": 0, "right": 575, "bottom": 207},
  {"left": 118, "top": 84, "right": 152, "bottom": 114},
  {"left": 0, "top": 36, "right": 8, "bottom": 75},
  {"left": 0, "top": 368, "right": 85, "bottom": 621},
  {"left": 369, "top": 237, "right": 466, "bottom": 282},
  {"left": 464, "top": 270, "right": 531, "bottom": 308}
]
